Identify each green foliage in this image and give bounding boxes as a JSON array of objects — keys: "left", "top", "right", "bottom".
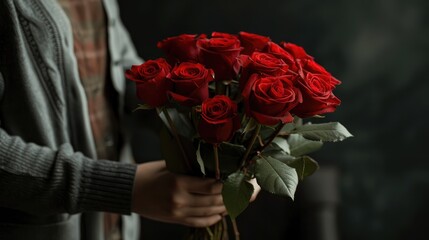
[
  {"left": 222, "top": 172, "right": 254, "bottom": 219},
  {"left": 242, "top": 117, "right": 258, "bottom": 134},
  {"left": 159, "top": 126, "right": 190, "bottom": 174},
  {"left": 291, "top": 122, "right": 353, "bottom": 142},
  {"left": 255, "top": 156, "right": 298, "bottom": 199},
  {"left": 158, "top": 108, "right": 196, "bottom": 139},
  {"left": 195, "top": 142, "right": 206, "bottom": 175},
  {"left": 260, "top": 149, "right": 295, "bottom": 163},
  {"left": 259, "top": 125, "right": 277, "bottom": 140},
  {"left": 288, "top": 134, "right": 323, "bottom": 156},
  {"left": 133, "top": 103, "right": 154, "bottom": 111},
  {"left": 287, "top": 156, "right": 320, "bottom": 181},
  {"left": 199, "top": 142, "right": 246, "bottom": 178},
  {"left": 281, "top": 122, "right": 296, "bottom": 134},
  {"left": 270, "top": 137, "right": 291, "bottom": 154}
]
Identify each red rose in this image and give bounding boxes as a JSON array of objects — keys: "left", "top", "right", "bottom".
[
  {"left": 198, "top": 95, "right": 241, "bottom": 144},
  {"left": 299, "top": 59, "right": 341, "bottom": 88},
  {"left": 197, "top": 37, "right": 242, "bottom": 81},
  {"left": 265, "top": 42, "right": 298, "bottom": 72},
  {"left": 167, "top": 62, "right": 214, "bottom": 106},
  {"left": 291, "top": 72, "right": 341, "bottom": 118},
  {"left": 238, "top": 31, "right": 270, "bottom": 55},
  {"left": 157, "top": 34, "right": 206, "bottom": 64},
  {"left": 239, "top": 52, "right": 289, "bottom": 90},
  {"left": 125, "top": 58, "right": 172, "bottom": 107},
  {"left": 242, "top": 74, "right": 302, "bottom": 126}
]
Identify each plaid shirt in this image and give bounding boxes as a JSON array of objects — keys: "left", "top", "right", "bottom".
[
  {"left": 58, "top": 0, "right": 121, "bottom": 239},
  {"left": 58, "top": 0, "right": 119, "bottom": 162}
]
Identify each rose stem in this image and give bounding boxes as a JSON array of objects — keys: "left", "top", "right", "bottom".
[
  {"left": 213, "top": 144, "right": 221, "bottom": 181},
  {"left": 241, "top": 123, "right": 261, "bottom": 167},
  {"left": 161, "top": 108, "right": 192, "bottom": 172},
  {"left": 217, "top": 220, "right": 223, "bottom": 240},
  {"left": 231, "top": 218, "right": 240, "bottom": 240},
  {"left": 222, "top": 217, "right": 229, "bottom": 240},
  {"left": 214, "top": 220, "right": 220, "bottom": 240},
  {"left": 205, "top": 227, "right": 213, "bottom": 240},
  {"left": 257, "top": 122, "right": 286, "bottom": 153}
]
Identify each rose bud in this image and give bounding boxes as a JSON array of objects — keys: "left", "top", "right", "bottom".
[
  {"left": 167, "top": 62, "right": 214, "bottom": 106},
  {"left": 239, "top": 52, "right": 289, "bottom": 90},
  {"left": 238, "top": 31, "right": 271, "bottom": 55},
  {"left": 197, "top": 37, "right": 242, "bottom": 81},
  {"left": 198, "top": 95, "right": 241, "bottom": 144},
  {"left": 157, "top": 34, "right": 206, "bottom": 64},
  {"left": 291, "top": 72, "right": 341, "bottom": 118},
  {"left": 242, "top": 74, "right": 302, "bottom": 126},
  {"left": 125, "top": 58, "right": 172, "bottom": 107}
]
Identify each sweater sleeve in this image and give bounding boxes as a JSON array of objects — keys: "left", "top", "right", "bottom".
[{"left": 0, "top": 128, "right": 137, "bottom": 215}]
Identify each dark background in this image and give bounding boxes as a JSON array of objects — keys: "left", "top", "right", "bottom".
[{"left": 118, "top": 0, "right": 429, "bottom": 239}]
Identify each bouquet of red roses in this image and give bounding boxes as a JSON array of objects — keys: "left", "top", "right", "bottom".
[{"left": 126, "top": 32, "right": 352, "bottom": 239}]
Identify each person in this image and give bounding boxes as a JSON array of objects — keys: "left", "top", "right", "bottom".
[{"left": 0, "top": 1, "right": 259, "bottom": 239}]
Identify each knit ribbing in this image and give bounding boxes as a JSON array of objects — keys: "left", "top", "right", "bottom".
[
  {"left": 78, "top": 159, "right": 136, "bottom": 214},
  {"left": 0, "top": 130, "right": 136, "bottom": 215}
]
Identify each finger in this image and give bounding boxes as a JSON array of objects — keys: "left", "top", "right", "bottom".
[
  {"left": 178, "top": 176, "right": 223, "bottom": 195},
  {"left": 182, "top": 205, "right": 227, "bottom": 217},
  {"left": 182, "top": 215, "right": 223, "bottom": 228},
  {"left": 249, "top": 178, "right": 261, "bottom": 202},
  {"left": 186, "top": 193, "right": 224, "bottom": 207}
]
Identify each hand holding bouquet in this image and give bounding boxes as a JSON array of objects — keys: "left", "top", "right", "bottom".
[{"left": 127, "top": 31, "right": 352, "bottom": 239}]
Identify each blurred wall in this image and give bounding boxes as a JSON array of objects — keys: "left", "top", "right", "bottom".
[{"left": 118, "top": 0, "right": 429, "bottom": 239}]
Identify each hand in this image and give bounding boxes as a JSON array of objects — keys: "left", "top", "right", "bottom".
[
  {"left": 249, "top": 178, "right": 261, "bottom": 202},
  {"left": 131, "top": 160, "right": 225, "bottom": 227}
]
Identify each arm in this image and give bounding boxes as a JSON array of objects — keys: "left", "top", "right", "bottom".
[
  {"left": 0, "top": 128, "right": 228, "bottom": 227},
  {"left": 0, "top": 69, "right": 225, "bottom": 225},
  {"left": 0, "top": 128, "right": 136, "bottom": 215}
]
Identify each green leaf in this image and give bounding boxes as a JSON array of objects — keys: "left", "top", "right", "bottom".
[
  {"left": 255, "top": 156, "right": 298, "bottom": 199},
  {"left": 158, "top": 108, "right": 196, "bottom": 139},
  {"left": 261, "top": 150, "right": 296, "bottom": 163},
  {"left": 271, "top": 137, "right": 290, "bottom": 155},
  {"left": 167, "top": 96, "right": 194, "bottom": 114},
  {"left": 242, "top": 117, "right": 257, "bottom": 134},
  {"left": 222, "top": 172, "right": 254, "bottom": 219},
  {"left": 199, "top": 142, "right": 246, "bottom": 178},
  {"left": 293, "top": 117, "right": 303, "bottom": 126},
  {"left": 159, "top": 126, "right": 189, "bottom": 174},
  {"left": 159, "top": 125, "right": 199, "bottom": 175},
  {"left": 196, "top": 142, "right": 206, "bottom": 175},
  {"left": 291, "top": 122, "right": 353, "bottom": 142},
  {"left": 288, "top": 134, "right": 323, "bottom": 157},
  {"left": 259, "top": 125, "right": 277, "bottom": 141},
  {"left": 280, "top": 122, "right": 296, "bottom": 134},
  {"left": 133, "top": 103, "right": 154, "bottom": 111},
  {"left": 287, "top": 156, "right": 319, "bottom": 181}
]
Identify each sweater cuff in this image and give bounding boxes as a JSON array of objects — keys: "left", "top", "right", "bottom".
[{"left": 78, "top": 159, "right": 137, "bottom": 214}]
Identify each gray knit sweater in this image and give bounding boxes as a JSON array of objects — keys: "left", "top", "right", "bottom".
[{"left": 0, "top": 0, "right": 142, "bottom": 239}]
